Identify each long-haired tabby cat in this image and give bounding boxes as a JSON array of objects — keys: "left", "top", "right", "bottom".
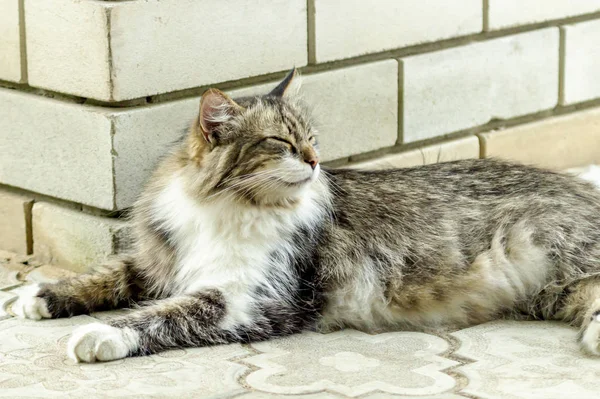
[{"left": 13, "top": 69, "right": 600, "bottom": 362}]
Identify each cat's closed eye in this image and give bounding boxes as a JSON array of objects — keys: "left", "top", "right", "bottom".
[{"left": 266, "top": 136, "right": 297, "bottom": 154}]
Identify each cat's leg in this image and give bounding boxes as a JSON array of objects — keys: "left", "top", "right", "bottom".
[
  {"left": 553, "top": 277, "right": 600, "bottom": 355},
  {"left": 66, "top": 290, "right": 269, "bottom": 363},
  {"left": 13, "top": 256, "right": 145, "bottom": 320}
]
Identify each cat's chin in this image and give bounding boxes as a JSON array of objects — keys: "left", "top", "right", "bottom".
[
  {"left": 277, "top": 176, "right": 311, "bottom": 187},
  {"left": 251, "top": 181, "right": 316, "bottom": 207}
]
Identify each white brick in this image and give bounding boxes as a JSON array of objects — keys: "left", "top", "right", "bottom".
[
  {"left": 314, "top": 0, "right": 482, "bottom": 62},
  {"left": 25, "top": 0, "right": 111, "bottom": 100},
  {"left": 562, "top": 20, "right": 600, "bottom": 105},
  {"left": 26, "top": 0, "right": 307, "bottom": 101},
  {"left": 0, "top": 0, "right": 23, "bottom": 82},
  {"left": 479, "top": 107, "right": 600, "bottom": 170},
  {"left": 401, "top": 29, "right": 559, "bottom": 143},
  {"left": 0, "top": 89, "right": 115, "bottom": 209},
  {"left": 488, "top": 0, "right": 600, "bottom": 30},
  {"left": 0, "top": 87, "right": 196, "bottom": 210},
  {"left": 32, "top": 202, "right": 127, "bottom": 272},
  {"left": 228, "top": 61, "right": 399, "bottom": 162},
  {"left": 0, "top": 191, "right": 33, "bottom": 255}
]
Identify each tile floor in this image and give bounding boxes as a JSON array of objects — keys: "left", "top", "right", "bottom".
[
  {"left": 1, "top": 249, "right": 599, "bottom": 399},
  {"left": 2, "top": 166, "right": 600, "bottom": 398}
]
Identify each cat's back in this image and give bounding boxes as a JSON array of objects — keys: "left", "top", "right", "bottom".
[
  {"left": 326, "top": 158, "right": 600, "bottom": 204},
  {"left": 317, "top": 158, "right": 600, "bottom": 331},
  {"left": 323, "top": 158, "right": 600, "bottom": 229},
  {"left": 322, "top": 158, "right": 600, "bottom": 274}
]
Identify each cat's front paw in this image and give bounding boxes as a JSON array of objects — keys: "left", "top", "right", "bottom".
[
  {"left": 12, "top": 284, "right": 51, "bottom": 320},
  {"left": 67, "top": 323, "right": 140, "bottom": 363},
  {"left": 581, "top": 311, "right": 600, "bottom": 356}
]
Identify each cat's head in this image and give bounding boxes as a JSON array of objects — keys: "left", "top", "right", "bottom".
[{"left": 186, "top": 68, "right": 321, "bottom": 205}]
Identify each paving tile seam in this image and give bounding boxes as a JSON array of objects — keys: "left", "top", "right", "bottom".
[
  {"left": 0, "top": 257, "right": 44, "bottom": 289},
  {"left": 426, "top": 330, "right": 481, "bottom": 399},
  {"left": 0, "top": 254, "right": 47, "bottom": 317},
  {"left": 233, "top": 343, "right": 267, "bottom": 392},
  {"left": 232, "top": 340, "right": 364, "bottom": 398}
]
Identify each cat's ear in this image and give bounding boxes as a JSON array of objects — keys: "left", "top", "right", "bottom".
[
  {"left": 268, "top": 68, "right": 301, "bottom": 97},
  {"left": 198, "top": 88, "right": 242, "bottom": 143}
]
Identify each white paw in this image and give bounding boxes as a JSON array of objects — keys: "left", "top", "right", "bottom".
[
  {"left": 581, "top": 312, "right": 600, "bottom": 356},
  {"left": 12, "top": 284, "right": 51, "bottom": 320},
  {"left": 67, "top": 323, "right": 140, "bottom": 363}
]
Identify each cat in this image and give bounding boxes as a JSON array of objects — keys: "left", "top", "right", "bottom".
[{"left": 13, "top": 68, "right": 600, "bottom": 363}]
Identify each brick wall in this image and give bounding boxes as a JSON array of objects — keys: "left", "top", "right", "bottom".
[{"left": 1, "top": 1, "right": 600, "bottom": 269}]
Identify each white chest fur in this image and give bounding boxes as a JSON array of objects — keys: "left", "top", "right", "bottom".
[{"left": 152, "top": 177, "right": 325, "bottom": 329}]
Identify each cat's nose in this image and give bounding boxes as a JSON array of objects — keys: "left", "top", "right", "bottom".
[{"left": 304, "top": 156, "right": 319, "bottom": 170}]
